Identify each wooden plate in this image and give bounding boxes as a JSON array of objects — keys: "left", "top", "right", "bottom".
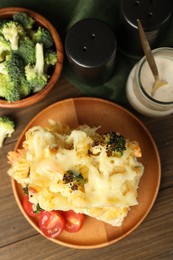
[{"left": 11, "top": 97, "right": 161, "bottom": 249}]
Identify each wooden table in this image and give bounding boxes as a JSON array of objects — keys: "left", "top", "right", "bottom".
[{"left": 0, "top": 77, "right": 173, "bottom": 260}]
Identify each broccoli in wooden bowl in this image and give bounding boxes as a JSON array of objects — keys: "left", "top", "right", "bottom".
[{"left": 0, "top": 7, "right": 63, "bottom": 108}]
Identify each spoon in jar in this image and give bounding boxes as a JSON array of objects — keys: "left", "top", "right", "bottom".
[{"left": 137, "top": 19, "right": 167, "bottom": 96}]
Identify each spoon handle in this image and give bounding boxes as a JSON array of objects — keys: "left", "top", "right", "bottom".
[{"left": 137, "top": 19, "right": 159, "bottom": 80}]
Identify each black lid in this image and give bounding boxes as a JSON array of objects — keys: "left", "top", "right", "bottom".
[
  {"left": 65, "top": 18, "right": 117, "bottom": 85},
  {"left": 121, "top": 0, "right": 172, "bottom": 31},
  {"left": 118, "top": 0, "right": 173, "bottom": 56}
]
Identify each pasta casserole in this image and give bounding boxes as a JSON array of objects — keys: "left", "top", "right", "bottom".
[{"left": 8, "top": 120, "right": 144, "bottom": 226}]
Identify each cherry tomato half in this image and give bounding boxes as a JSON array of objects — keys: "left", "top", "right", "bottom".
[
  {"left": 39, "top": 210, "right": 65, "bottom": 238},
  {"left": 62, "top": 210, "right": 85, "bottom": 233},
  {"left": 22, "top": 195, "right": 38, "bottom": 217}
]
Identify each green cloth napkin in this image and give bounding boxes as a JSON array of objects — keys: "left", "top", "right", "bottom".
[{"left": 0, "top": 0, "right": 173, "bottom": 104}]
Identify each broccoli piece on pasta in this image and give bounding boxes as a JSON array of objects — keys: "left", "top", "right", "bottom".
[{"left": 92, "top": 131, "right": 126, "bottom": 157}]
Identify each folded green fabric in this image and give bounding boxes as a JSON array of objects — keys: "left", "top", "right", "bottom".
[{"left": 0, "top": 0, "right": 173, "bottom": 104}]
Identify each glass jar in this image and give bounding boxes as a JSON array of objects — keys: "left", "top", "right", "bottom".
[{"left": 126, "top": 48, "right": 173, "bottom": 117}]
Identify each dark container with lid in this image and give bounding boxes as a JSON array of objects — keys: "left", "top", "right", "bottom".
[
  {"left": 117, "top": 0, "right": 172, "bottom": 56},
  {"left": 65, "top": 18, "right": 117, "bottom": 85}
]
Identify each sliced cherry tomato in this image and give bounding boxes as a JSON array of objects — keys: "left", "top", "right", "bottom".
[
  {"left": 39, "top": 210, "right": 65, "bottom": 238},
  {"left": 62, "top": 210, "right": 84, "bottom": 233},
  {"left": 22, "top": 195, "right": 39, "bottom": 217}
]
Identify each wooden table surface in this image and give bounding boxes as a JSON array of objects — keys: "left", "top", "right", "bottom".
[{"left": 0, "top": 77, "right": 173, "bottom": 260}]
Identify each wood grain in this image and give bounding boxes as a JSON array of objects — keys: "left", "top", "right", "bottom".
[
  {"left": 0, "top": 77, "right": 173, "bottom": 259},
  {"left": 1, "top": 188, "right": 173, "bottom": 259}
]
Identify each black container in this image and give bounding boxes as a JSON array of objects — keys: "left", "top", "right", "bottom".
[
  {"left": 117, "top": 0, "right": 172, "bottom": 56},
  {"left": 65, "top": 18, "right": 117, "bottom": 85}
]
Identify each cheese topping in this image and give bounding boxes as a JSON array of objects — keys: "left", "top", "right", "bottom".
[{"left": 7, "top": 121, "right": 144, "bottom": 226}]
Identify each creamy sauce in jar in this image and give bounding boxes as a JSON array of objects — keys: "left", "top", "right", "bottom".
[
  {"left": 140, "top": 56, "right": 173, "bottom": 102},
  {"left": 126, "top": 48, "right": 173, "bottom": 117}
]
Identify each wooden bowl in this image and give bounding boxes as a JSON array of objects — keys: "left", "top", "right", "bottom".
[
  {"left": 11, "top": 97, "right": 161, "bottom": 249},
  {"left": 0, "top": 7, "right": 63, "bottom": 108}
]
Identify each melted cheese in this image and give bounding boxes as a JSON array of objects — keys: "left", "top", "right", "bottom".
[{"left": 8, "top": 121, "right": 144, "bottom": 226}]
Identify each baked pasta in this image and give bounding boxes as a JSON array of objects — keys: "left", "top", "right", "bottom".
[{"left": 8, "top": 120, "right": 144, "bottom": 226}]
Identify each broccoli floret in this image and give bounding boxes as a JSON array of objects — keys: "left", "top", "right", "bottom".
[
  {"left": 0, "top": 35, "right": 11, "bottom": 62},
  {"left": 17, "top": 37, "right": 36, "bottom": 65},
  {"left": 45, "top": 49, "right": 57, "bottom": 66},
  {"left": 63, "top": 170, "right": 87, "bottom": 191},
  {"left": 0, "top": 73, "right": 19, "bottom": 102},
  {"left": 0, "top": 21, "right": 25, "bottom": 50},
  {"left": 0, "top": 52, "right": 31, "bottom": 101},
  {"left": 10, "top": 52, "right": 32, "bottom": 98},
  {"left": 92, "top": 131, "right": 126, "bottom": 157},
  {"left": 32, "top": 26, "right": 54, "bottom": 48},
  {"left": 0, "top": 54, "right": 21, "bottom": 101},
  {"left": 19, "top": 76, "right": 32, "bottom": 97},
  {"left": 25, "top": 43, "right": 48, "bottom": 92},
  {"left": 0, "top": 116, "right": 15, "bottom": 147},
  {"left": 13, "top": 12, "right": 35, "bottom": 29},
  {"left": 0, "top": 74, "right": 31, "bottom": 100},
  {"left": 44, "top": 49, "right": 57, "bottom": 73},
  {"left": 103, "top": 131, "right": 126, "bottom": 156}
]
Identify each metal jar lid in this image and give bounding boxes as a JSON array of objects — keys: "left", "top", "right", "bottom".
[{"left": 117, "top": 0, "right": 172, "bottom": 56}]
